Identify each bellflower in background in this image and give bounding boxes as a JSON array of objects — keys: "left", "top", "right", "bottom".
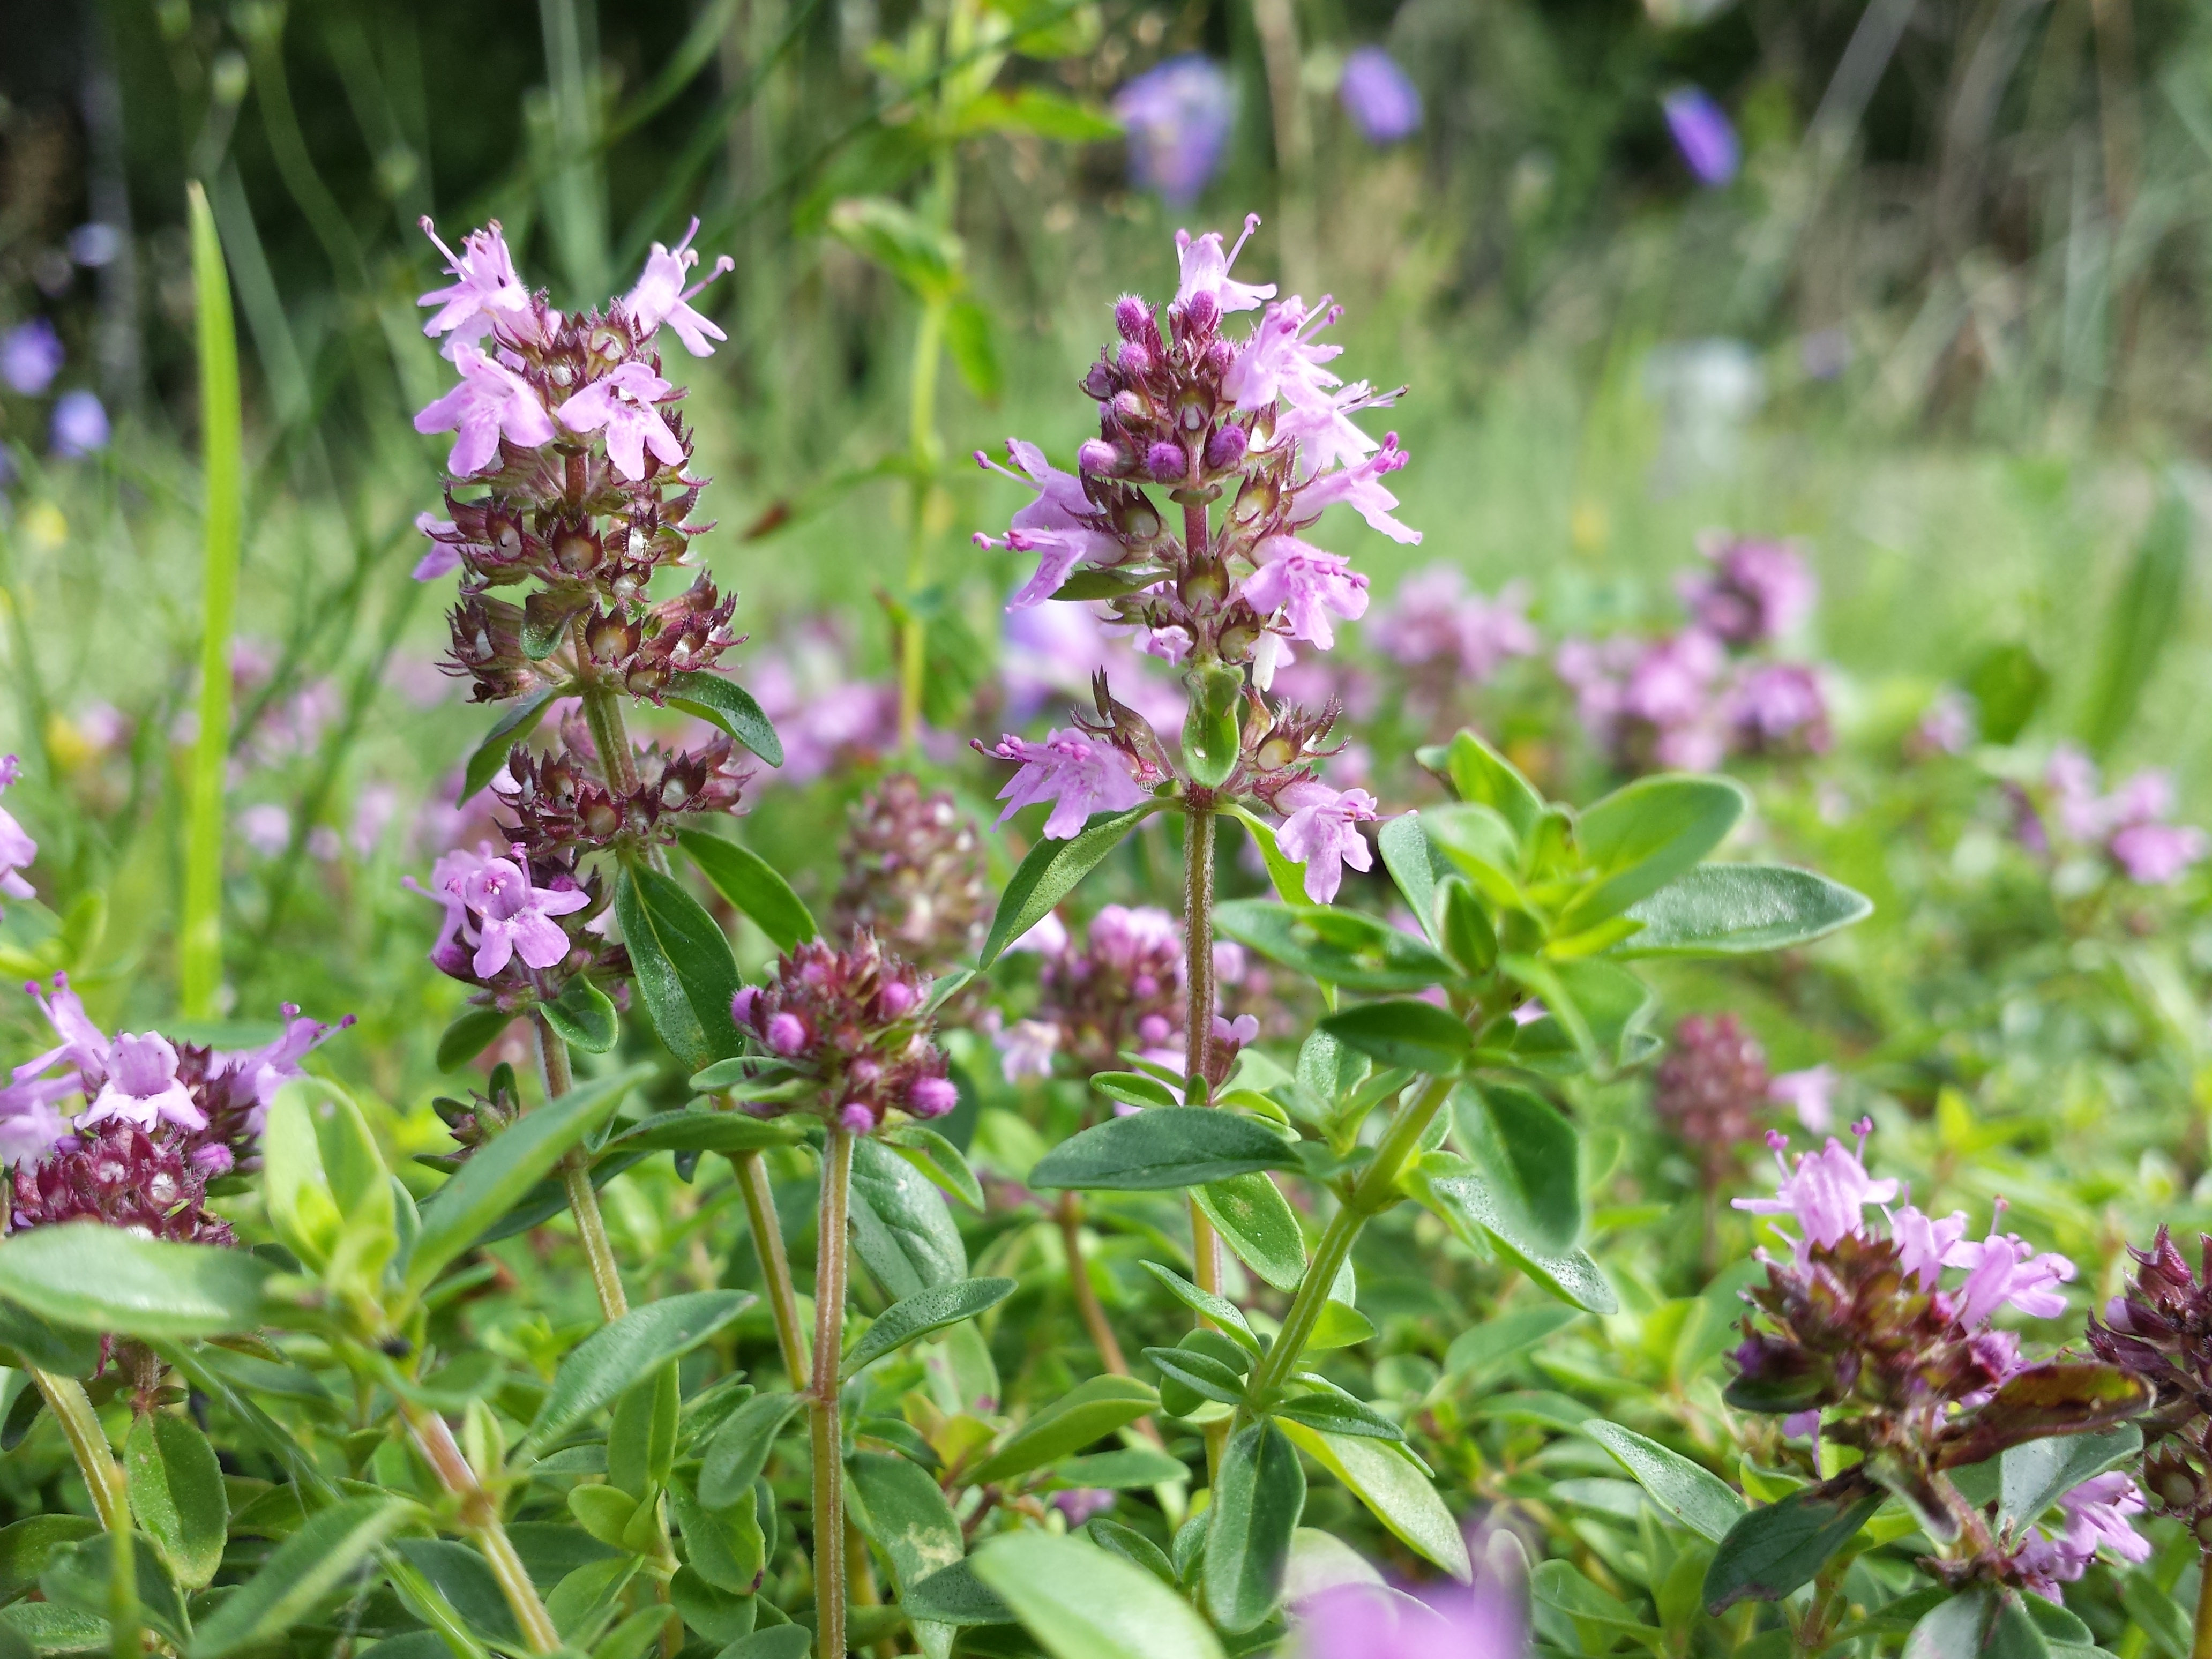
[
  {"left": 49, "top": 390, "right": 109, "bottom": 459},
  {"left": 1338, "top": 47, "right": 1423, "bottom": 145},
  {"left": 1, "top": 320, "right": 63, "bottom": 396},
  {"left": 1662, "top": 86, "right": 1739, "bottom": 186},
  {"left": 1114, "top": 57, "right": 1236, "bottom": 206}
]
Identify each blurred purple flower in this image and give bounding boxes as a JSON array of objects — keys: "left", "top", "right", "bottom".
[
  {"left": 0, "top": 757, "right": 35, "bottom": 915},
  {"left": 1767, "top": 1065, "right": 1836, "bottom": 1133},
  {"left": 1050, "top": 1488, "right": 1117, "bottom": 1527},
  {"left": 1114, "top": 56, "right": 1235, "bottom": 206},
  {"left": 49, "top": 390, "right": 109, "bottom": 458},
  {"left": 1727, "top": 662, "right": 1831, "bottom": 756},
  {"left": 1295, "top": 1563, "right": 1521, "bottom": 1658},
  {"left": 1662, "top": 86, "right": 1739, "bottom": 187},
  {"left": 2044, "top": 747, "right": 2208, "bottom": 885},
  {"left": 1679, "top": 534, "right": 1817, "bottom": 646},
  {"left": 1338, "top": 48, "right": 1423, "bottom": 146},
  {"left": 240, "top": 803, "right": 292, "bottom": 857},
  {"left": 1368, "top": 567, "right": 1537, "bottom": 682},
  {"left": 2, "top": 320, "right": 63, "bottom": 396}
]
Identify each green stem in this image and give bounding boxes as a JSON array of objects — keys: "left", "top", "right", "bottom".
[
  {"left": 897, "top": 296, "right": 949, "bottom": 754},
  {"left": 402, "top": 1403, "right": 561, "bottom": 1655},
  {"left": 811, "top": 1127, "right": 855, "bottom": 1659},
  {"left": 180, "top": 183, "right": 243, "bottom": 1020},
  {"left": 2192, "top": 1550, "right": 2212, "bottom": 1659},
  {"left": 734, "top": 1147, "right": 810, "bottom": 1386},
  {"left": 534, "top": 1014, "right": 629, "bottom": 1321},
  {"left": 31, "top": 1370, "right": 126, "bottom": 1531},
  {"left": 107, "top": 1512, "right": 139, "bottom": 1659},
  {"left": 1244, "top": 1076, "right": 1454, "bottom": 1406},
  {"left": 1182, "top": 806, "right": 1217, "bottom": 1105}
]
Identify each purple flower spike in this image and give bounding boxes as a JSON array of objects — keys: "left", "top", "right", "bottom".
[
  {"left": 1663, "top": 86, "right": 1739, "bottom": 187},
  {"left": 1, "top": 320, "right": 63, "bottom": 396},
  {"left": 1114, "top": 56, "right": 1235, "bottom": 206},
  {"left": 1338, "top": 47, "right": 1423, "bottom": 146}
]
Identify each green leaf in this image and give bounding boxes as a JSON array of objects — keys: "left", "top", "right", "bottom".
[
  {"left": 1532, "top": 1559, "right": 1662, "bottom": 1653},
  {"left": 1966, "top": 642, "right": 2049, "bottom": 745},
  {"left": 388, "top": 1538, "right": 521, "bottom": 1645},
  {"left": 966, "top": 1377, "right": 1161, "bottom": 1485},
  {"left": 945, "top": 298, "right": 1003, "bottom": 404},
  {"left": 462, "top": 686, "right": 562, "bottom": 800},
  {"left": 2119, "top": 1570, "right": 2191, "bottom": 1659},
  {"left": 1139, "top": 1263, "right": 1260, "bottom": 1355},
  {"left": 1450, "top": 1083, "right": 1581, "bottom": 1251},
  {"left": 1999, "top": 1425, "right": 2143, "bottom": 1527},
  {"left": 955, "top": 86, "right": 1122, "bottom": 140},
  {"left": 850, "top": 1135, "right": 967, "bottom": 1298},
  {"left": 1319, "top": 1000, "right": 1472, "bottom": 1075},
  {"left": 1419, "top": 804, "right": 1526, "bottom": 909},
  {"left": 1274, "top": 1390, "right": 1404, "bottom": 1443},
  {"left": 979, "top": 804, "right": 1162, "bottom": 966},
  {"left": 1306, "top": 1300, "right": 1378, "bottom": 1352},
  {"left": 126, "top": 1413, "right": 228, "bottom": 1590},
  {"left": 1377, "top": 813, "right": 1452, "bottom": 944},
  {"left": 698, "top": 1392, "right": 808, "bottom": 1510},
  {"left": 1193, "top": 1173, "right": 1306, "bottom": 1293},
  {"left": 43, "top": 1536, "right": 186, "bottom": 1647},
  {"left": 1904, "top": 1587, "right": 2052, "bottom": 1659},
  {"left": 261, "top": 1077, "right": 395, "bottom": 1292},
  {"left": 604, "top": 1109, "right": 804, "bottom": 1156},
  {"left": 1583, "top": 1422, "right": 1746, "bottom": 1543},
  {"left": 0, "top": 1305, "right": 98, "bottom": 1375},
  {"left": 826, "top": 197, "right": 963, "bottom": 298},
  {"left": 616, "top": 865, "right": 742, "bottom": 1074},
  {"left": 1089, "top": 1072, "right": 1180, "bottom": 1110},
  {"left": 1403, "top": 1153, "right": 1617, "bottom": 1314},
  {"left": 0, "top": 1602, "right": 106, "bottom": 1656},
  {"left": 666, "top": 1473, "right": 764, "bottom": 1595},
  {"left": 190, "top": 1496, "right": 414, "bottom": 1658},
  {"left": 1616, "top": 865, "right": 1873, "bottom": 958},
  {"left": 903, "top": 1560, "right": 1015, "bottom": 1627},
  {"left": 1938, "top": 1363, "right": 2151, "bottom": 1468},
  {"left": 1566, "top": 774, "right": 1748, "bottom": 929},
  {"left": 1422, "top": 729, "right": 1546, "bottom": 838},
  {"left": 1274, "top": 1420, "right": 1471, "bottom": 1581},
  {"left": 436, "top": 1007, "right": 511, "bottom": 1073},
  {"left": 1441, "top": 1305, "right": 1581, "bottom": 1382},
  {"left": 1144, "top": 1346, "right": 1245, "bottom": 1408},
  {"left": 1702, "top": 1474, "right": 1882, "bottom": 1612},
  {"left": 408, "top": 1066, "right": 647, "bottom": 1296},
  {"left": 1181, "top": 666, "right": 1243, "bottom": 790},
  {"left": 0, "top": 1518, "right": 99, "bottom": 1602},
  {"left": 543, "top": 977, "right": 619, "bottom": 1054},
  {"left": 1227, "top": 809, "right": 1318, "bottom": 906},
  {"left": 1028, "top": 1109, "right": 1297, "bottom": 1191},
  {"left": 849, "top": 1450, "right": 964, "bottom": 1645},
  {"left": 970, "top": 1533, "right": 1225, "bottom": 1659},
  {"left": 2081, "top": 485, "right": 2190, "bottom": 756},
  {"left": 524, "top": 1291, "right": 751, "bottom": 1454},
  {"left": 0, "top": 1223, "right": 271, "bottom": 1340},
  {"left": 1050, "top": 1448, "right": 1190, "bottom": 1490},
  {"left": 843, "top": 1279, "right": 1016, "bottom": 1379},
  {"left": 881, "top": 1125, "right": 985, "bottom": 1212},
  {"left": 663, "top": 671, "right": 783, "bottom": 766},
  {"left": 1507, "top": 956, "right": 1656, "bottom": 1078},
  {"left": 677, "top": 830, "right": 815, "bottom": 951},
  {"left": 1203, "top": 1422, "right": 1304, "bottom": 1631},
  {"left": 1214, "top": 900, "right": 1457, "bottom": 993}
]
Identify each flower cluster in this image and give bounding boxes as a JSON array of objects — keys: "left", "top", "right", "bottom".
[
  {"left": 2088, "top": 1228, "right": 2212, "bottom": 1536},
  {"left": 973, "top": 218, "right": 1407, "bottom": 903},
  {"left": 998, "top": 905, "right": 1259, "bottom": 1088},
  {"left": 1654, "top": 1015, "right": 1839, "bottom": 1185},
  {"left": 1727, "top": 1128, "right": 2149, "bottom": 1593},
  {"left": 830, "top": 774, "right": 991, "bottom": 971},
  {"left": 1557, "top": 534, "right": 1829, "bottom": 773},
  {"left": 2043, "top": 746, "right": 2208, "bottom": 886},
  {"left": 729, "top": 932, "right": 956, "bottom": 1132},
  {"left": 0, "top": 974, "right": 345, "bottom": 1239},
  {"left": 1364, "top": 568, "right": 1537, "bottom": 726},
  {"left": 405, "top": 218, "right": 767, "bottom": 1002},
  {"left": 1, "top": 317, "right": 109, "bottom": 462}
]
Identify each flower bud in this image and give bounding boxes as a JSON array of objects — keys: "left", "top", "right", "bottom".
[
  {"left": 908, "top": 1075, "right": 957, "bottom": 1118},
  {"left": 1203, "top": 338, "right": 1233, "bottom": 377},
  {"left": 1112, "top": 389, "right": 1146, "bottom": 424},
  {"left": 1204, "top": 424, "right": 1249, "bottom": 471},
  {"left": 732, "top": 987, "right": 759, "bottom": 1027},
  {"left": 1119, "top": 340, "right": 1153, "bottom": 378},
  {"left": 877, "top": 979, "right": 918, "bottom": 1018},
  {"left": 1145, "top": 442, "right": 1186, "bottom": 482},
  {"left": 1182, "top": 290, "right": 1219, "bottom": 335},
  {"left": 1114, "top": 294, "right": 1152, "bottom": 340},
  {"left": 1078, "top": 440, "right": 1122, "bottom": 476},
  {"left": 767, "top": 1012, "right": 809, "bottom": 1055},
  {"left": 839, "top": 1102, "right": 876, "bottom": 1133}
]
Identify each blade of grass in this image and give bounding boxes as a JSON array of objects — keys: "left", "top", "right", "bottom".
[{"left": 180, "top": 181, "right": 243, "bottom": 1020}]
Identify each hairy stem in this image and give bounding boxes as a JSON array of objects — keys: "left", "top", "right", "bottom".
[
  {"left": 2192, "top": 1550, "right": 2212, "bottom": 1659},
  {"left": 734, "top": 1148, "right": 810, "bottom": 1386},
  {"left": 32, "top": 1370, "right": 126, "bottom": 1531},
  {"left": 811, "top": 1127, "right": 856, "bottom": 1659},
  {"left": 107, "top": 1504, "right": 138, "bottom": 1659},
  {"left": 1056, "top": 1195, "right": 1129, "bottom": 1376},
  {"left": 403, "top": 1403, "right": 562, "bottom": 1654},
  {"left": 1182, "top": 807, "right": 1217, "bottom": 1103},
  {"left": 534, "top": 1015, "right": 629, "bottom": 1321},
  {"left": 1245, "top": 1076, "right": 1454, "bottom": 1406}
]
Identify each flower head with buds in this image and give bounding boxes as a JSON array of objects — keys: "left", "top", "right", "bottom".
[{"left": 729, "top": 931, "right": 954, "bottom": 1133}]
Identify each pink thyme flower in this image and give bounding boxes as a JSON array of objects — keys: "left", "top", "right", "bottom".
[
  {"left": 80, "top": 1032, "right": 205, "bottom": 1133},
  {"left": 416, "top": 219, "right": 536, "bottom": 349},
  {"left": 1367, "top": 569, "right": 1537, "bottom": 682},
  {"left": 1223, "top": 295, "right": 1344, "bottom": 412},
  {"left": 995, "top": 1018, "right": 1061, "bottom": 1081},
  {"left": 1766, "top": 1065, "right": 1836, "bottom": 1132},
  {"left": 1240, "top": 537, "right": 1370, "bottom": 649},
  {"left": 460, "top": 856, "right": 592, "bottom": 978},
  {"left": 2011, "top": 1472, "right": 2151, "bottom": 1600},
  {"left": 1295, "top": 1566, "right": 1521, "bottom": 1659},
  {"left": 1174, "top": 214, "right": 1276, "bottom": 315},
  {"left": 216, "top": 1006, "right": 353, "bottom": 1130},
  {"left": 622, "top": 218, "right": 735, "bottom": 357},
  {"left": 1678, "top": 534, "right": 1817, "bottom": 646},
  {"left": 2110, "top": 820, "right": 2209, "bottom": 885},
  {"left": 1945, "top": 1217, "right": 2076, "bottom": 1326},
  {"left": 1275, "top": 781, "right": 1378, "bottom": 903},
  {"left": 1887, "top": 1205, "right": 1969, "bottom": 1289},
  {"left": 1733, "top": 1132, "right": 1899, "bottom": 1251},
  {"left": 974, "top": 440, "right": 1123, "bottom": 608},
  {"left": 556, "top": 361, "right": 684, "bottom": 482},
  {"left": 412, "top": 512, "right": 462, "bottom": 581},
  {"left": 414, "top": 342, "right": 557, "bottom": 476},
  {"left": 1294, "top": 433, "right": 1422, "bottom": 544},
  {"left": 980, "top": 729, "right": 1147, "bottom": 841},
  {"left": 0, "top": 756, "right": 36, "bottom": 913}
]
